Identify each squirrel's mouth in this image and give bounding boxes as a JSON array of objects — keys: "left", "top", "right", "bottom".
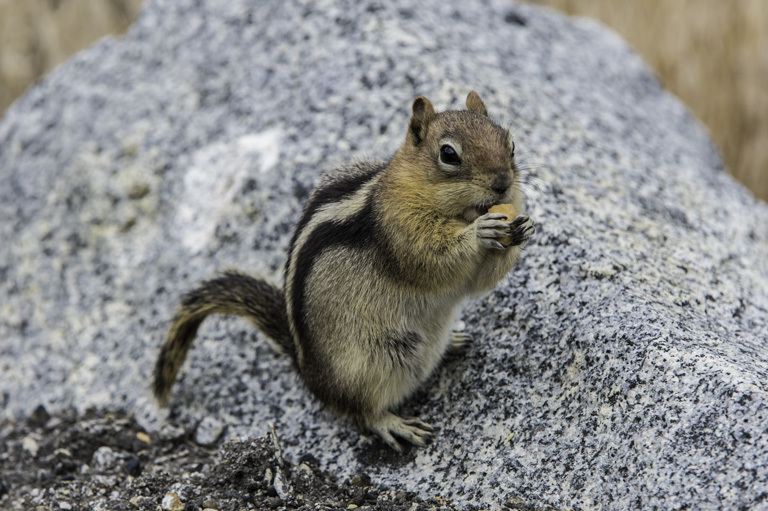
[{"left": 476, "top": 200, "right": 502, "bottom": 216}]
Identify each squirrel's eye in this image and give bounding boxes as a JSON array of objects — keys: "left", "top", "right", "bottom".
[
  {"left": 440, "top": 145, "right": 461, "bottom": 165},
  {"left": 511, "top": 140, "right": 516, "bottom": 156}
]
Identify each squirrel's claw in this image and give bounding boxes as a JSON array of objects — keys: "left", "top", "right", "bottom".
[
  {"left": 366, "top": 412, "right": 434, "bottom": 451},
  {"left": 476, "top": 213, "right": 514, "bottom": 250},
  {"left": 447, "top": 331, "right": 473, "bottom": 356},
  {"left": 504, "top": 215, "right": 536, "bottom": 247}
]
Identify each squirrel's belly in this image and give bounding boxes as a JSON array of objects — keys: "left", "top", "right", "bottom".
[{"left": 301, "top": 247, "right": 466, "bottom": 412}]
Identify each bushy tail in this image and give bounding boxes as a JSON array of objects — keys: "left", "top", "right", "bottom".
[{"left": 152, "top": 270, "right": 294, "bottom": 406}]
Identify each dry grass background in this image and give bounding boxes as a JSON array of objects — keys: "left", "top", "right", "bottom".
[
  {"left": 1, "top": 0, "right": 766, "bottom": 201},
  {"left": 0, "top": 0, "right": 142, "bottom": 114},
  {"left": 529, "top": 0, "right": 768, "bottom": 202}
]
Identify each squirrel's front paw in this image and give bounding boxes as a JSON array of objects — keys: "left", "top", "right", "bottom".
[
  {"left": 476, "top": 212, "right": 512, "bottom": 250},
  {"left": 506, "top": 214, "right": 536, "bottom": 248},
  {"left": 476, "top": 213, "right": 535, "bottom": 250}
]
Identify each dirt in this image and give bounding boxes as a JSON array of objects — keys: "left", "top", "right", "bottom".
[{"left": 0, "top": 407, "right": 482, "bottom": 511}]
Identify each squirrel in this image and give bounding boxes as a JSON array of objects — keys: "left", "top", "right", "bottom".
[{"left": 153, "top": 91, "right": 536, "bottom": 451}]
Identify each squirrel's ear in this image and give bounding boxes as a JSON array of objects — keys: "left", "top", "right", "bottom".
[
  {"left": 466, "top": 91, "right": 488, "bottom": 116},
  {"left": 407, "top": 96, "right": 436, "bottom": 146}
]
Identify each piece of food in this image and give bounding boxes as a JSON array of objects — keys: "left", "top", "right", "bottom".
[
  {"left": 488, "top": 203, "right": 517, "bottom": 219},
  {"left": 488, "top": 203, "right": 518, "bottom": 245}
]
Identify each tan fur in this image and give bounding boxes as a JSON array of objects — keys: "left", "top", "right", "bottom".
[{"left": 376, "top": 97, "right": 524, "bottom": 292}]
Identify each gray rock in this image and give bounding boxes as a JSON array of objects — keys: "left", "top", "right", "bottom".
[
  {"left": 22, "top": 435, "right": 40, "bottom": 457},
  {"left": 161, "top": 493, "right": 184, "bottom": 511},
  {"left": 91, "top": 446, "right": 120, "bottom": 470},
  {"left": 1, "top": 0, "right": 767, "bottom": 509},
  {"left": 194, "top": 415, "right": 227, "bottom": 447}
]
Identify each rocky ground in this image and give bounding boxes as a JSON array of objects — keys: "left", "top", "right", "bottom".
[{"left": 1, "top": 407, "right": 548, "bottom": 511}]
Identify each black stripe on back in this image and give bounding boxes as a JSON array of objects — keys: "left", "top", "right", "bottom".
[
  {"left": 286, "top": 187, "right": 418, "bottom": 413},
  {"left": 290, "top": 196, "right": 378, "bottom": 355},
  {"left": 286, "top": 163, "right": 385, "bottom": 270}
]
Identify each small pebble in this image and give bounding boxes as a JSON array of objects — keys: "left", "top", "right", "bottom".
[
  {"left": 194, "top": 416, "right": 226, "bottom": 447},
  {"left": 22, "top": 436, "right": 40, "bottom": 457},
  {"left": 122, "top": 457, "right": 141, "bottom": 477},
  {"left": 273, "top": 468, "right": 290, "bottom": 500},
  {"left": 351, "top": 473, "right": 371, "bottom": 487},
  {"left": 161, "top": 493, "right": 184, "bottom": 511},
  {"left": 28, "top": 405, "right": 51, "bottom": 426},
  {"left": 129, "top": 496, "right": 154, "bottom": 508},
  {"left": 92, "top": 446, "right": 118, "bottom": 469}
]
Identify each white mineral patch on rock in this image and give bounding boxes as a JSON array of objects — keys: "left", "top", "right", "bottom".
[{"left": 176, "top": 129, "right": 282, "bottom": 253}]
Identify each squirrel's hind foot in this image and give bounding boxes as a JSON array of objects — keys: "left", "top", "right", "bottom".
[
  {"left": 447, "top": 331, "right": 473, "bottom": 356},
  {"left": 365, "top": 412, "right": 434, "bottom": 452}
]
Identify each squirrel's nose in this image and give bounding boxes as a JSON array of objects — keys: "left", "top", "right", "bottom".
[{"left": 491, "top": 173, "right": 511, "bottom": 195}]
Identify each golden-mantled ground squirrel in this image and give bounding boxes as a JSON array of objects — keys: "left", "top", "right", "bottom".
[{"left": 153, "top": 91, "right": 535, "bottom": 451}]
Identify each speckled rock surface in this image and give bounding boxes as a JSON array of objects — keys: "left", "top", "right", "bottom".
[{"left": 1, "top": 0, "right": 767, "bottom": 509}]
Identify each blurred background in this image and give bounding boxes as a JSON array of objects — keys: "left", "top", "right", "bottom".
[{"left": 1, "top": 0, "right": 765, "bottom": 201}]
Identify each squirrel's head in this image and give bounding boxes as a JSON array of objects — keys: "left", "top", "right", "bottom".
[{"left": 393, "top": 91, "right": 520, "bottom": 223}]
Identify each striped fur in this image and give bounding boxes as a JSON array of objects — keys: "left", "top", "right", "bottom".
[{"left": 153, "top": 271, "right": 291, "bottom": 406}]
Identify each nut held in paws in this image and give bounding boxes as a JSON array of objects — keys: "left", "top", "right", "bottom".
[{"left": 488, "top": 204, "right": 518, "bottom": 245}]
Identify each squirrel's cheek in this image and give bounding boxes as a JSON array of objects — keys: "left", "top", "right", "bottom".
[{"left": 461, "top": 206, "right": 483, "bottom": 224}]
